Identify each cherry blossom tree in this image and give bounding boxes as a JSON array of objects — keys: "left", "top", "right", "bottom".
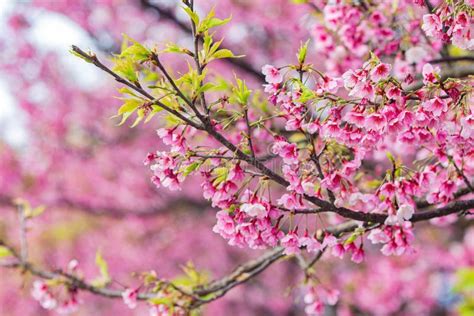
[{"left": 0, "top": 0, "right": 473, "bottom": 315}]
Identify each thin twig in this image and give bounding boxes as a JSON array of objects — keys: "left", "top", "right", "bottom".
[
  {"left": 430, "top": 56, "right": 474, "bottom": 64},
  {"left": 449, "top": 157, "right": 474, "bottom": 192}
]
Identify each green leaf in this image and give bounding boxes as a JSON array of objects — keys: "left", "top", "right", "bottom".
[
  {"left": 163, "top": 43, "right": 193, "bottom": 56},
  {"left": 91, "top": 250, "right": 111, "bottom": 288},
  {"left": 130, "top": 109, "right": 145, "bottom": 128},
  {"left": 176, "top": 63, "right": 207, "bottom": 92},
  {"left": 0, "top": 246, "right": 12, "bottom": 258},
  {"left": 366, "top": 179, "right": 382, "bottom": 189},
  {"left": 344, "top": 231, "right": 361, "bottom": 246},
  {"left": 448, "top": 45, "right": 469, "bottom": 57},
  {"left": 25, "top": 205, "right": 46, "bottom": 219},
  {"left": 453, "top": 268, "right": 474, "bottom": 292},
  {"left": 113, "top": 57, "right": 138, "bottom": 82},
  {"left": 182, "top": 162, "right": 201, "bottom": 176},
  {"left": 202, "top": 35, "right": 242, "bottom": 64},
  {"left": 297, "top": 39, "right": 310, "bottom": 64},
  {"left": 181, "top": 261, "right": 207, "bottom": 285},
  {"left": 453, "top": 268, "right": 474, "bottom": 316},
  {"left": 120, "top": 35, "right": 151, "bottom": 61},
  {"left": 230, "top": 78, "right": 252, "bottom": 105},
  {"left": 116, "top": 98, "right": 144, "bottom": 126},
  {"left": 117, "top": 111, "right": 134, "bottom": 126},
  {"left": 459, "top": 302, "right": 474, "bottom": 316},
  {"left": 386, "top": 151, "right": 396, "bottom": 165},
  {"left": 368, "top": 51, "right": 380, "bottom": 65},
  {"left": 118, "top": 87, "right": 140, "bottom": 98},
  {"left": 394, "top": 167, "right": 402, "bottom": 178},
  {"left": 298, "top": 85, "right": 316, "bottom": 103},
  {"left": 182, "top": 6, "right": 199, "bottom": 26},
  {"left": 197, "top": 7, "right": 231, "bottom": 33},
  {"left": 143, "top": 69, "right": 160, "bottom": 82},
  {"left": 148, "top": 296, "right": 172, "bottom": 306},
  {"left": 212, "top": 167, "right": 229, "bottom": 186},
  {"left": 13, "top": 198, "right": 45, "bottom": 219},
  {"left": 196, "top": 82, "right": 216, "bottom": 94},
  {"left": 212, "top": 78, "right": 232, "bottom": 91},
  {"left": 96, "top": 251, "right": 109, "bottom": 278},
  {"left": 144, "top": 109, "right": 159, "bottom": 123},
  {"left": 212, "top": 49, "right": 242, "bottom": 60},
  {"left": 289, "top": 133, "right": 305, "bottom": 143},
  {"left": 206, "top": 16, "right": 231, "bottom": 30},
  {"left": 118, "top": 98, "right": 142, "bottom": 115}
]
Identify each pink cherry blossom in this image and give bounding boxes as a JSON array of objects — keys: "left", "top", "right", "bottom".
[
  {"left": 422, "top": 97, "right": 448, "bottom": 117},
  {"left": 262, "top": 64, "right": 283, "bottom": 84},
  {"left": 281, "top": 231, "right": 300, "bottom": 255},
  {"left": 370, "top": 63, "right": 391, "bottom": 82},
  {"left": 272, "top": 139, "right": 299, "bottom": 164},
  {"left": 240, "top": 202, "right": 267, "bottom": 218},
  {"left": 422, "top": 14, "right": 442, "bottom": 37},
  {"left": 31, "top": 281, "right": 57, "bottom": 310},
  {"left": 351, "top": 245, "right": 365, "bottom": 263},
  {"left": 460, "top": 115, "right": 474, "bottom": 139},
  {"left": 422, "top": 63, "right": 440, "bottom": 84},
  {"left": 122, "top": 288, "right": 138, "bottom": 309},
  {"left": 331, "top": 243, "right": 346, "bottom": 259},
  {"left": 396, "top": 204, "right": 414, "bottom": 223}
]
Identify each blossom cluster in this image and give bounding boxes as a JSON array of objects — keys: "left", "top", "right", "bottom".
[
  {"left": 31, "top": 281, "right": 79, "bottom": 314},
  {"left": 134, "top": 1, "right": 474, "bottom": 314},
  {"left": 422, "top": 1, "right": 474, "bottom": 50},
  {"left": 141, "top": 3, "right": 474, "bottom": 269},
  {"left": 145, "top": 57, "right": 473, "bottom": 261},
  {"left": 303, "top": 285, "right": 339, "bottom": 316},
  {"left": 309, "top": 0, "right": 473, "bottom": 86}
]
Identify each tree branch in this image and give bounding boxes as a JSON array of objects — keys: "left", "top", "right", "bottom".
[
  {"left": 72, "top": 35, "right": 474, "bottom": 225},
  {"left": 279, "top": 199, "right": 474, "bottom": 222},
  {"left": 430, "top": 56, "right": 474, "bottom": 64},
  {"left": 408, "top": 65, "right": 474, "bottom": 90},
  {"left": 3, "top": 197, "right": 468, "bottom": 311},
  {"left": 0, "top": 194, "right": 209, "bottom": 218},
  {"left": 0, "top": 220, "right": 360, "bottom": 310}
]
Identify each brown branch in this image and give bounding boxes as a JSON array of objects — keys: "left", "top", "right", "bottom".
[
  {"left": 0, "top": 240, "right": 282, "bottom": 310},
  {"left": 0, "top": 220, "right": 361, "bottom": 310},
  {"left": 0, "top": 194, "right": 209, "bottom": 218},
  {"left": 244, "top": 108, "right": 256, "bottom": 159},
  {"left": 190, "top": 246, "right": 285, "bottom": 308},
  {"left": 279, "top": 199, "right": 474, "bottom": 223},
  {"left": 411, "top": 199, "right": 474, "bottom": 222},
  {"left": 408, "top": 65, "right": 474, "bottom": 91},
  {"left": 3, "top": 201, "right": 468, "bottom": 311},
  {"left": 449, "top": 157, "right": 474, "bottom": 193},
  {"left": 149, "top": 52, "right": 206, "bottom": 121},
  {"left": 430, "top": 56, "right": 474, "bottom": 64},
  {"left": 416, "top": 185, "right": 473, "bottom": 209},
  {"left": 190, "top": 153, "right": 274, "bottom": 162},
  {"left": 74, "top": 44, "right": 474, "bottom": 225}
]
